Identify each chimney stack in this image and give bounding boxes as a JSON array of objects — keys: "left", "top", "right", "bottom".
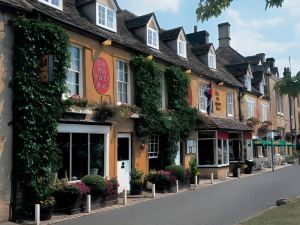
[
  {"left": 283, "top": 67, "right": 291, "bottom": 77},
  {"left": 194, "top": 25, "right": 198, "bottom": 33},
  {"left": 218, "top": 22, "right": 231, "bottom": 47},
  {"left": 266, "top": 58, "right": 275, "bottom": 68},
  {"left": 256, "top": 53, "right": 266, "bottom": 63}
]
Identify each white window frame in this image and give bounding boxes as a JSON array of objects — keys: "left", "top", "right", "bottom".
[
  {"left": 116, "top": 60, "right": 131, "bottom": 105},
  {"left": 276, "top": 92, "right": 284, "bottom": 115},
  {"left": 66, "top": 45, "right": 83, "bottom": 97},
  {"left": 244, "top": 75, "right": 252, "bottom": 91},
  {"left": 147, "top": 27, "right": 159, "bottom": 49},
  {"left": 246, "top": 98, "right": 255, "bottom": 119},
  {"left": 96, "top": 1, "right": 117, "bottom": 32},
  {"left": 217, "top": 139, "right": 229, "bottom": 166},
  {"left": 38, "top": 0, "right": 63, "bottom": 10},
  {"left": 199, "top": 83, "right": 208, "bottom": 113},
  {"left": 227, "top": 91, "right": 234, "bottom": 117},
  {"left": 177, "top": 40, "right": 187, "bottom": 58},
  {"left": 261, "top": 103, "right": 269, "bottom": 122},
  {"left": 148, "top": 134, "right": 159, "bottom": 159},
  {"left": 208, "top": 53, "right": 216, "bottom": 70},
  {"left": 57, "top": 124, "right": 110, "bottom": 179}
]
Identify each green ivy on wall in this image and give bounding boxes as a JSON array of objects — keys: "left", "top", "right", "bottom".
[
  {"left": 130, "top": 56, "right": 197, "bottom": 166},
  {"left": 11, "top": 17, "right": 70, "bottom": 208}
]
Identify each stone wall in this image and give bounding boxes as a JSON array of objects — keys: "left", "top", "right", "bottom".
[{"left": 0, "top": 10, "right": 13, "bottom": 223}]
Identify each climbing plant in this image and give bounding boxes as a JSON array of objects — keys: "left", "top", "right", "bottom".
[
  {"left": 130, "top": 56, "right": 197, "bottom": 166},
  {"left": 11, "top": 17, "right": 70, "bottom": 208}
]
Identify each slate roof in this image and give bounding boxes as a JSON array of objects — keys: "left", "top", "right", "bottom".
[
  {"left": 160, "top": 27, "right": 182, "bottom": 41},
  {"left": 0, "top": 0, "right": 32, "bottom": 11},
  {"left": 246, "top": 55, "right": 261, "bottom": 65},
  {"left": 196, "top": 113, "right": 253, "bottom": 131},
  {"left": 216, "top": 46, "right": 245, "bottom": 64},
  {"left": 192, "top": 43, "right": 212, "bottom": 55},
  {"left": 226, "top": 63, "right": 249, "bottom": 77},
  {"left": 75, "top": 0, "right": 120, "bottom": 10},
  {"left": 125, "top": 13, "right": 156, "bottom": 29},
  {"left": 186, "top": 30, "right": 209, "bottom": 47}
]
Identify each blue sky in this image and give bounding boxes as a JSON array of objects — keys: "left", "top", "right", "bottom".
[{"left": 117, "top": 0, "right": 300, "bottom": 76}]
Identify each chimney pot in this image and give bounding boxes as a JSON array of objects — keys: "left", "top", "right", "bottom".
[
  {"left": 194, "top": 25, "right": 198, "bottom": 33},
  {"left": 218, "top": 22, "right": 231, "bottom": 47}
]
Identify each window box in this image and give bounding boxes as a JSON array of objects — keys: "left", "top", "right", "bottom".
[{"left": 65, "top": 106, "right": 93, "bottom": 115}]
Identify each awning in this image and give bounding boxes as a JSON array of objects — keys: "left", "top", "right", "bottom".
[
  {"left": 196, "top": 113, "right": 253, "bottom": 131},
  {"left": 253, "top": 139, "right": 272, "bottom": 146},
  {"left": 273, "top": 140, "right": 294, "bottom": 146}
]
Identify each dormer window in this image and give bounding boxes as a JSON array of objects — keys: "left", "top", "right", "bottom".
[
  {"left": 177, "top": 40, "right": 186, "bottom": 58},
  {"left": 208, "top": 47, "right": 216, "bottom": 70},
  {"left": 38, "top": 0, "right": 62, "bottom": 10},
  {"left": 244, "top": 75, "right": 251, "bottom": 91},
  {"left": 260, "top": 76, "right": 266, "bottom": 95},
  {"left": 96, "top": 1, "right": 117, "bottom": 32},
  {"left": 147, "top": 27, "right": 159, "bottom": 49}
]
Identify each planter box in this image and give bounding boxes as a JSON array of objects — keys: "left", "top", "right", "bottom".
[
  {"left": 91, "top": 194, "right": 118, "bottom": 210},
  {"left": 130, "top": 183, "right": 143, "bottom": 195},
  {"left": 54, "top": 193, "right": 86, "bottom": 215},
  {"left": 65, "top": 106, "right": 93, "bottom": 115},
  {"left": 40, "top": 207, "right": 53, "bottom": 221}
]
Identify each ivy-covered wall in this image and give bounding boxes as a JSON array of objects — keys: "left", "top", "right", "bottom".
[
  {"left": 130, "top": 56, "right": 197, "bottom": 167},
  {"left": 11, "top": 17, "right": 70, "bottom": 211}
]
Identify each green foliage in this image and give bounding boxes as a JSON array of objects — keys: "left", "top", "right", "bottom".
[
  {"left": 11, "top": 17, "right": 70, "bottom": 206},
  {"left": 274, "top": 71, "right": 300, "bottom": 97},
  {"left": 63, "top": 95, "right": 95, "bottom": 108},
  {"left": 165, "top": 165, "right": 186, "bottom": 182},
  {"left": 130, "top": 57, "right": 197, "bottom": 166},
  {"left": 189, "top": 159, "right": 201, "bottom": 177},
  {"left": 130, "top": 168, "right": 144, "bottom": 185},
  {"left": 196, "top": 0, "right": 284, "bottom": 22},
  {"left": 82, "top": 175, "right": 106, "bottom": 196},
  {"left": 145, "top": 170, "right": 176, "bottom": 189}
]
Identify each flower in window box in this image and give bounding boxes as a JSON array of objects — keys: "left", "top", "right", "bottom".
[
  {"left": 63, "top": 95, "right": 95, "bottom": 114},
  {"left": 95, "top": 102, "right": 118, "bottom": 121},
  {"left": 117, "top": 104, "right": 141, "bottom": 119}
]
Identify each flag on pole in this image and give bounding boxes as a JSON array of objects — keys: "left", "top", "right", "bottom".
[{"left": 204, "top": 81, "right": 213, "bottom": 115}]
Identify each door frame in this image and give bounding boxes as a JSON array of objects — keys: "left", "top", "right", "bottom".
[{"left": 117, "top": 133, "right": 132, "bottom": 188}]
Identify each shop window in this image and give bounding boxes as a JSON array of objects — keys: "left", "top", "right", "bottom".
[
  {"left": 148, "top": 134, "right": 159, "bottom": 159},
  {"left": 229, "top": 133, "right": 243, "bottom": 161},
  {"left": 117, "top": 60, "right": 130, "bottom": 104},
  {"left": 198, "top": 131, "right": 216, "bottom": 165},
  {"left": 96, "top": 2, "right": 117, "bottom": 32},
  {"left": 66, "top": 46, "right": 82, "bottom": 96},
  {"left": 57, "top": 133, "right": 105, "bottom": 180},
  {"left": 38, "top": 0, "right": 62, "bottom": 10},
  {"left": 243, "top": 139, "right": 253, "bottom": 161},
  {"left": 218, "top": 139, "right": 229, "bottom": 165}
]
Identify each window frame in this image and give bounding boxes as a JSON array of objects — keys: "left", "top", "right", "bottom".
[
  {"left": 208, "top": 53, "right": 216, "bottom": 70},
  {"left": 148, "top": 134, "right": 159, "bottom": 159},
  {"left": 261, "top": 103, "right": 269, "bottom": 122},
  {"left": 66, "top": 45, "right": 83, "bottom": 97},
  {"left": 246, "top": 98, "right": 255, "bottom": 119},
  {"left": 276, "top": 92, "right": 284, "bottom": 115},
  {"left": 116, "top": 60, "right": 131, "bottom": 105},
  {"left": 199, "top": 83, "right": 208, "bottom": 113},
  {"left": 227, "top": 91, "right": 234, "bottom": 117},
  {"left": 96, "top": 2, "right": 117, "bottom": 32},
  {"left": 177, "top": 40, "right": 187, "bottom": 58},
  {"left": 38, "top": 0, "right": 63, "bottom": 10},
  {"left": 147, "top": 27, "right": 159, "bottom": 49},
  {"left": 244, "top": 75, "right": 252, "bottom": 91}
]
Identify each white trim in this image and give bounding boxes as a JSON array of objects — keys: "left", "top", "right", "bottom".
[
  {"left": 116, "top": 60, "right": 131, "bottom": 105},
  {"left": 117, "top": 133, "right": 132, "bottom": 165},
  {"left": 58, "top": 123, "right": 110, "bottom": 133},
  {"left": 104, "top": 133, "right": 110, "bottom": 177},
  {"left": 96, "top": 1, "right": 117, "bottom": 32},
  {"left": 177, "top": 40, "right": 187, "bottom": 58},
  {"left": 38, "top": 0, "right": 63, "bottom": 10},
  {"left": 147, "top": 27, "right": 159, "bottom": 49},
  {"left": 227, "top": 91, "right": 234, "bottom": 117}
]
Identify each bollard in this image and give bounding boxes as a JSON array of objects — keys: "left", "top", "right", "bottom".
[
  {"left": 237, "top": 168, "right": 241, "bottom": 178},
  {"left": 176, "top": 180, "right": 179, "bottom": 193},
  {"left": 87, "top": 195, "right": 91, "bottom": 213},
  {"left": 123, "top": 189, "right": 127, "bottom": 205},
  {"left": 225, "top": 171, "right": 228, "bottom": 181},
  {"left": 35, "top": 204, "right": 40, "bottom": 225},
  {"left": 211, "top": 172, "right": 214, "bottom": 184},
  {"left": 195, "top": 176, "right": 198, "bottom": 188},
  {"left": 152, "top": 184, "right": 156, "bottom": 198}
]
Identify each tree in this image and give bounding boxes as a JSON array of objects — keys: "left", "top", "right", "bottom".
[
  {"left": 196, "top": 0, "right": 284, "bottom": 22},
  {"left": 274, "top": 71, "right": 300, "bottom": 97}
]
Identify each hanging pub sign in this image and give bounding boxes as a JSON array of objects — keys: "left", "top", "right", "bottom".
[
  {"left": 40, "top": 55, "right": 54, "bottom": 82},
  {"left": 93, "top": 57, "right": 110, "bottom": 94}
]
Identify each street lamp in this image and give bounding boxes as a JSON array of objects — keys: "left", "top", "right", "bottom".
[{"left": 267, "top": 130, "right": 280, "bottom": 172}]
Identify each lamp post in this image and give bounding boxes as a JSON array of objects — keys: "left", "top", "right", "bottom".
[{"left": 267, "top": 130, "right": 278, "bottom": 173}]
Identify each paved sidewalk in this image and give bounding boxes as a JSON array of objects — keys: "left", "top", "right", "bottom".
[{"left": 1, "top": 164, "right": 291, "bottom": 225}]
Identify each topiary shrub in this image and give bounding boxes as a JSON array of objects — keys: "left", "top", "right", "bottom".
[
  {"left": 82, "top": 175, "right": 105, "bottom": 196},
  {"left": 165, "top": 165, "right": 186, "bottom": 182}
]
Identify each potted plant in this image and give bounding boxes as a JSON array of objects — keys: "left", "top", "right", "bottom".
[
  {"left": 130, "top": 169, "right": 144, "bottom": 195},
  {"left": 244, "top": 160, "right": 256, "bottom": 174},
  {"left": 95, "top": 102, "right": 117, "bottom": 121},
  {"left": 53, "top": 180, "right": 90, "bottom": 214},
  {"left": 145, "top": 170, "right": 176, "bottom": 193},
  {"left": 81, "top": 175, "right": 106, "bottom": 209},
  {"left": 39, "top": 196, "right": 55, "bottom": 221},
  {"left": 165, "top": 165, "right": 186, "bottom": 184},
  {"left": 90, "top": 143, "right": 104, "bottom": 175},
  {"left": 101, "top": 177, "right": 119, "bottom": 207},
  {"left": 189, "top": 159, "right": 200, "bottom": 184}
]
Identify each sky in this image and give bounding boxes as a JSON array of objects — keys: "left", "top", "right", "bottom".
[{"left": 117, "top": 0, "right": 300, "bottom": 77}]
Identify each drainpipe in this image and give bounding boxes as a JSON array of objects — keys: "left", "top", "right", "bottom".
[{"left": 238, "top": 87, "right": 243, "bottom": 122}]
